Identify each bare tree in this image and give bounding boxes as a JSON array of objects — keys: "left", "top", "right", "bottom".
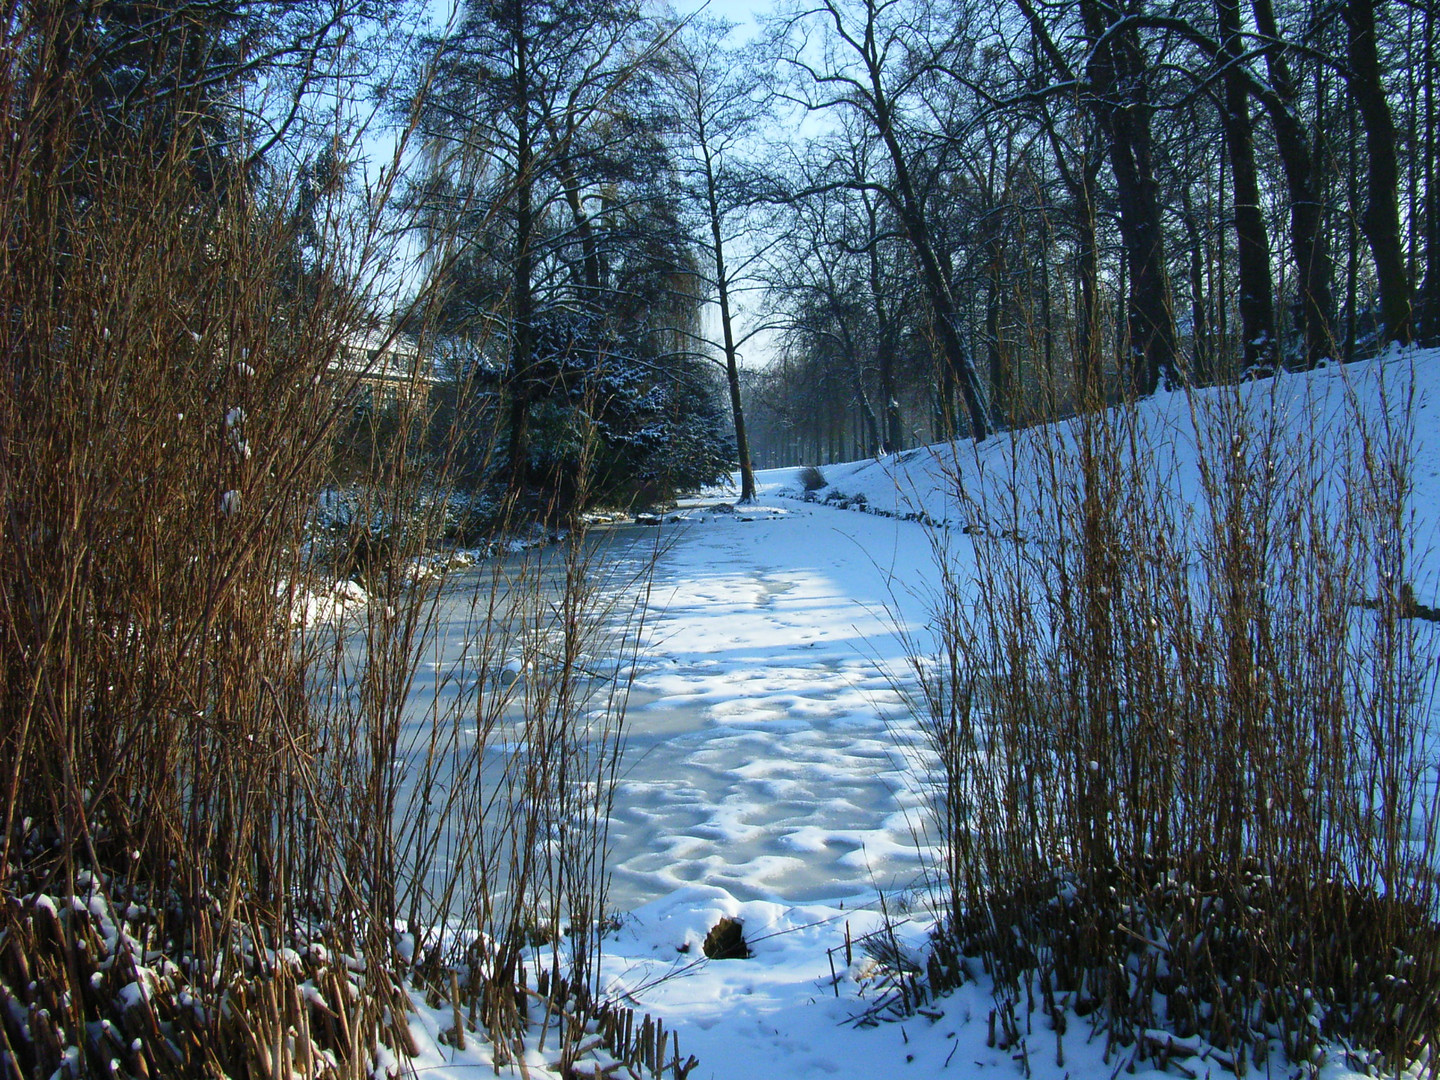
[
  {"left": 771, "top": 0, "right": 994, "bottom": 438},
  {"left": 1345, "top": 0, "right": 1412, "bottom": 344},
  {"left": 666, "top": 18, "right": 773, "bottom": 500}
]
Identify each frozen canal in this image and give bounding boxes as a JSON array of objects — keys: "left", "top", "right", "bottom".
[
  {"left": 607, "top": 499, "right": 937, "bottom": 909},
  {"left": 399, "top": 496, "right": 942, "bottom": 916}
]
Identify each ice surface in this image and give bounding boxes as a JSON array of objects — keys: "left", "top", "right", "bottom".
[{"left": 602, "top": 497, "right": 939, "bottom": 911}]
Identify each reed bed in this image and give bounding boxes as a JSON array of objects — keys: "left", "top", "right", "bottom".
[
  {"left": 910, "top": 369, "right": 1440, "bottom": 1075},
  {"left": 0, "top": 6, "right": 671, "bottom": 1077}
]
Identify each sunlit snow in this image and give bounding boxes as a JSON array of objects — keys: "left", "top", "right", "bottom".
[{"left": 404, "top": 347, "right": 1440, "bottom": 1080}]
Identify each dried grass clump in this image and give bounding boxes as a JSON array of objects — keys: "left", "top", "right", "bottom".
[
  {"left": 702, "top": 917, "right": 750, "bottom": 960},
  {"left": 0, "top": 10, "right": 427, "bottom": 1069},
  {"left": 912, "top": 370, "right": 1440, "bottom": 1073},
  {"left": 798, "top": 464, "right": 828, "bottom": 491},
  {"left": 0, "top": 6, "right": 673, "bottom": 1077}
]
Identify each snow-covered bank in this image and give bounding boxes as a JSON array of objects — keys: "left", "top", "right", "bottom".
[
  {"left": 287, "top": 524, "right": 570, "bottom": 627},
  {"left": 593, "top": 350, "right": 1436, "bottom": 1080},
  {"left": 750, "top": 347, "right": 1440, "bottom": 599}
]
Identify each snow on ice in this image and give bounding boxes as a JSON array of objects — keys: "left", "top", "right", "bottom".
[{"left": 405, "top": 349, "right": 1438, "bottom": 1080}]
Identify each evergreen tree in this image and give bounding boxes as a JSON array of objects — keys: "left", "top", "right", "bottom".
[{"left": 413, "top": 0, "right": 731, "bottom": 511}]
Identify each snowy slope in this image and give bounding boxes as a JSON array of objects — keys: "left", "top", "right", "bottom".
[{"left": 752, "top": 347, "right": 1440, "bottom": 598}]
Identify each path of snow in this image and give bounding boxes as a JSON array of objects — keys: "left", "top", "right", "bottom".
[{"left": 608, "top": 500, "right": 939, "bottom": 911}]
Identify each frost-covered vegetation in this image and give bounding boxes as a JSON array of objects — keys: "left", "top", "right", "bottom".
[{"left": 4, "top": 1, "right": 1440, "bottom": 1079}]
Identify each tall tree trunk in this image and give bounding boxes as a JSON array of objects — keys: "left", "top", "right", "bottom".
[
  {"left": 1180, "top": 185, "right": 1214, "bottom": 383},
  {"left": 854, "top": 377, "right": 883, "bottom": 457},
  {"left": 986, "top": 241, "right": 1011, "bottom": 425},
  {"left": 1217, "top": 152, "right": 1230, "bottom": 363},
  {"left": 1080, "top": 0, "right": 1178, "bottom": 393},
  {"left": 1418, "top": 4, "right": 1440, "bottom": 341},
  {"left": 866, "top": 202, "right": 902, "bottom": 451},
  {"left": 507, "top": 2, "right": 535, "bottom": 499},
  {"left": 699, "top": 133, "right": 755, "bottom": 501},
  {"left": 1044, "top": 117, "right": 1103, "bottom": 404},
  {"left": 1346, "top": 0, "right": 1413, "bottom": 344},
  {"left": 866, "top": 70, "right": 992, "bottom": 438},
  {"left": 1075, "top": 186, "right": 1101, "bottom": 403},
  {"left": 1013, "top": 3, "right": 1112, "bottom": 402},
  {"left": 1344, "top": 91, "right": 1362, "bottom": 361},
  {"left": 1251, "top": 0, "right": 1336, "bottom": 366},
  {"left": 717, "top": 279, "right": 754, "bottom": 498},
  {"left": 1039, "top": 211, "right": 1055, "bottom": 390},
  {"left": 1217, "top": 0, "right": 1278, "bottom": 369}
]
